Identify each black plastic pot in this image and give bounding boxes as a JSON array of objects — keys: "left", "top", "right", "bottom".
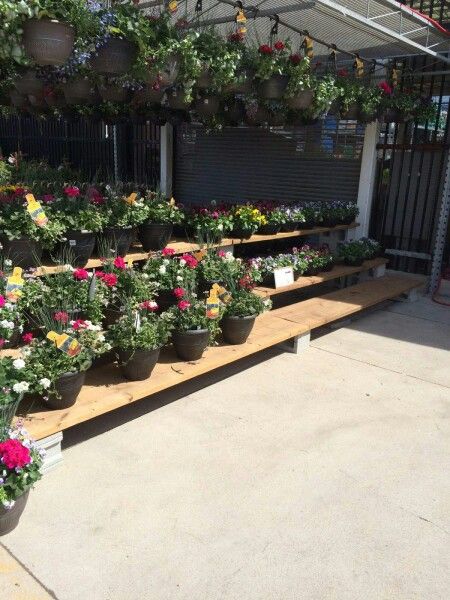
[
  {"left": 62, "top": 78, "right": 96, "bottom": 105},
  {"left": 44, "top": 370, "right": 86, "bottom": 410},
  {"left": 138, "top": 222, "right": 173, "bottom": 251},
  {"left": 14, "top": 70, "right": 43, "bottom": 96},
  {"left": 91, "top": 38, "right": 137, "bottom": 75},
  {"left": 344, "top": 257, "right": 364, "bottom": 267},
  {"left": 118, "top": 348, "right": 160, "bottom": 381},
  {"left": 57, "top": 230, "right": 96, "bottom": 267},
  {"left": 0, "top": 491, "right": 29, "bottom": 536},
  {"left": 321, "top": 261, "right": 334, "bottom": 272},
  {"left": 173, "top": 329, "right": 209, "bottom": 361},
  {"left": 103, "top": 226, "right": 135, "bottom": 257},
  {"left": 304, "top": 266, "right": 320, "bottom": 276},
  {"left": 286, "top": 90, "right": 314, "bottom": 110},
  {"left": 258, "top": 224, "right": 280, "bottom": 235},
  {"left": 98, "top": 84, "right": 131, "bottom": 103},
  {"left": 167, "top": 89, "right": 191, "bottom": 110},
  {"left": 230, "top": 228, "right": 254, "bottom": 240},
  {"left": 245, "top": 107, "right": 269, "bottom": 126},
  {"left": 340, "top": 103, "right": 360, "bottom": 120},
  {"left": 221, "top": 315, "right": 256, "bottom": 345},
  {"left": 321, "top": 218, "right": 339, "bottom": 228},
  {"left": 23, "top": 18, "right": 74, "bottom": 66},
  {"left": 383, "top": 108, "right": 411, "bottom": 123},
  {"left": 300, "top": 220, "right": 316, "bottom": 229},
  {"left": 196, "top": 68, "right": 214, "bottom": 89},
  {"left": 280, "top": 221, "right": 298, "bottom": 232},
  {"left": 257, "top": 74, "right": 289, "bottom": 100},
  {"left": 0, "top": 236, "right": 43, "bottom": 268}
]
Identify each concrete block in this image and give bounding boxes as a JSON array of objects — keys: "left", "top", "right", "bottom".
[
  {"left": 396, "top": 287, "right": 420, "bottom": 303},
  {"left": 36, "top": 432, "right": 63, "bottom": 474},
  {"left": 277, "top": 331, "right": 311, "bottom": 354},
  {"left": 371, "top": 263, "right": 386, "bottom": 278}
]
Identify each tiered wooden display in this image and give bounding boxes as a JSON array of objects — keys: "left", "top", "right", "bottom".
[{"left": 23, "top": 273, "right": 423, "bottom": 441}]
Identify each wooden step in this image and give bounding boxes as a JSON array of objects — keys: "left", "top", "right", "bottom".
[
  {"left": 35, "top": 222, "right": 358, "bottom": 276},
  {"left": 21, "top": 273, "right": 422, "bottom": 441},
  {"left": 254, "top": 257, "right": 388, "bottom": 297}
]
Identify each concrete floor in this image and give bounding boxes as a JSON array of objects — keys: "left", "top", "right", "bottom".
[{"left": 1, "top": 296, "right": 449, "bottom": 600}]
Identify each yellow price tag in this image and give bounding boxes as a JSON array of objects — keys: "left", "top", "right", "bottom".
[
  {"left": 47, "top": 331, "right": 82, "bottom": 357},
  {"left": 124, "top": 192, "right": 137, "bottom": 205},
  {"left": 25, "top": 193, "right": 48, "bottom": 227},
  {"left": 6, "top": 267, "right": 24, "bottom": 303},
  {"left": 168, "top": 0, "right": 178, "bottom": 13}
]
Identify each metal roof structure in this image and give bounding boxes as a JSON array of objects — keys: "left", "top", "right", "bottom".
[{"left": 138, "top": 0, "right": 450, "bottom": 66}]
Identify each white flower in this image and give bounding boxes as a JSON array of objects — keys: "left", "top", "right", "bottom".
[
  {"left": 163, "top": 259, "right": 170, "bottom": 266},
  {"left": 158, "top": 265, "right": 166, "bottom": 274},
  {"left": 176, "top": 275, "right": 183, "bottom": 282},
  {"left": 39, "top": 378, "right": 51, "bottom": 389},
  {"left": 12, "top": 382, "right": 29, "bottom": 394},
  {"left": 179, "top": 259, "right": 186, "bottom": 267},
  {"left": 21, "top": 347, "right": 31, "bottom": 357},
  {"left": 217, "top": 223, "right": 224, "bottom": 231},
  {"left": 225, "top": 252, "right": 234, "bottom": 261},
  {"left": 0, "top": 320, "right": 14, "bottom": 330},
  {"left": 13, "top": 358, "right": 25, "bottom": 370},
  {"left": 104, "top": 343, "right": 112, "bottom": 351},
  {"left": 97, "top": 334, "right": 106, "bottom": 342}
]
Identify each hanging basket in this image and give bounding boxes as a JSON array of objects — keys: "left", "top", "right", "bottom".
[
  {"left": 340, "top": 103, "right": 360, "bottom": 120},
  {"left": 167, "top": 88, "right": 191, "bottom": 111},
  {"left": 14, "top": 70, "right": 43, "bottom": 96},
  {"left": 194, "top": 95, "right": 220, "bottom": 117},
  {"left": 133, "top": 86, "right": 164, "bottom": 105},
  {"left": 257, "top": 74, "right": 289, "bottom": 100},
  {"left": 23, "top": 18, "right": 74, "bottom": 66},
  {"left": 382, "top": 108, "right": 411, "bottom": 123},
  {"left": 91, "top": 37, "right": 137, "bottom": 75},
  {"left": 196, "top": 67, "right": 214, "bottom": 90},
  {"left": 97, "top": 84, "right": 131, "bottom": 103},
  {"left": 224, "top": 101, "right": 245, "bottom": 126},
  {"left": 224, "top": 69, "right": 254, "bottom": 94},
  {"left": 285, "top": 89, "right": 314, "bottom": 110},
  {"left": 9, "top": 91, "right": 29, "bottom": 110},
  {"left": 62, "top": 78, "right": 96, "bottom": 105},
  {"left": 148, "top": 55, "right": 180, "bottom": 88}
]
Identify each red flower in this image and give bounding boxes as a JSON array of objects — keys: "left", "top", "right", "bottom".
[
  {"left": 180, "top": 254, "right": 198, "bottom": 269},
  {"left": 0, "top": 438, "right": 31, "bottom": 470},
  {"left": 54, "top": 311, "right": 69, "bottom": 323},
  {"left": 378, "top": 81, "right": 393, "bottom": 95},
  {"left": 21, "top": 333, "right": 33, "bottom": 344},
  {"left": 95, "top": 270, "right": 105, "bottom": 279},
  {"left": 217, "top": 250, "right": 226, "bottom": 258},
  {"left": 0, "top": 339, "right": 4, "bottom": 349},
  {"left": 162, "top": 247, "right": 175, "bottom": 257},
  {"left": 178, "top": 300, "right": 191, "bottom": 311},
  {"left": 0, "top": 295, "right": 5, "bottom": 308},
  {"left": 113, "top": 256, "right": 126, "bottom": 270},
  {"left": 90, "top": 191, "right": 105, "bottom": 206},
  {"left": 259, "top": 44, "right": 273, "bottom": 55},
  {"left": 337, "top": 68, "right": 349, "bottom": 77},
  {"left": 274, "top": 40, "right": 285, "bottom": 51},
  {"left": 239, "top": 274, "right": 255, "bottom": 290},
  {"left": 102, "top": 273, "right": 118, "bottom": 287},
  {"left": 71, "top": 319, "right": 87, "bottom": 330},
  {"left": 228, "top": 31, "right": 244, "bottom": 43},
  {"left": 42, "top": 194, "right": 55, "bottom": 204},
  {"left": 289, "top": 54, "right": 301, "bottom": 65},
  {"left": 173, "top": 287, "right": 185, "bottom": 299},
  {"left": 139, "top": 300, "right": 158, "bottom": 311},
  {"left": 13, "top": 187, "right": 25, "bottom": 197},
  {"left": 64, "top": 186, "right": 80, "bottom": 198},
  {"left": 73, "top": 268, "right": 89, "bottom": 281}
]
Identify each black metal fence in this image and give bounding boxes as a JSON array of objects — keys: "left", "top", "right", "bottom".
[{"left": 0, "top": 115, "right": 161, "bottom": 186}]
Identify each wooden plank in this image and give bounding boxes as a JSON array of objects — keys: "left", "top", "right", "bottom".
[
  {"left": 254, "top": 258, "right": 388, "bottom": 297},
  {"left": 34, "top": 223, "right": 358, "bottom": 276}
]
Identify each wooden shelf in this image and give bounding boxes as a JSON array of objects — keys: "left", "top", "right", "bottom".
[
  {"left": 22, "top": 273, "right": 423, "bottom": 441},
  {"left": 254, "top": 257, "right": 388, "bottom": 297},
  {"left": 35, "top": 222, "right": 359, "bottom": 276}
]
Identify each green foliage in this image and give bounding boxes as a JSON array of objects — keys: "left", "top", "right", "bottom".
[
  {"left": 108, "top": 310, "right": 171, "bottom": 351},
  {"left": 198, "top": 250, "right": 245, "bottom": 284},
  {"left": 143, "top": 251, "right": 198, "bottom": 293},
  {"left": 223, "top": 288, "right": 270, "bottom": 318},
  {"left": 141, "top": 190, "right": 184, "bottom": 225},
  {"left": 103, "top": 184, "right": 148, "bottom": 228},
  {"left": 168, "top": 295, "right": 221, "bottom": 342}
]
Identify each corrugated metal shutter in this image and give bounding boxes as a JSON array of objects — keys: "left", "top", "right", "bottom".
[{"left": 174, "top": 120, "right": 364, "bottom": 205}]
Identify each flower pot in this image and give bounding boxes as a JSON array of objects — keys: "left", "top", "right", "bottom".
[
  {"left": 221, "top": 315, "right": 256, "bottom": 345},
  {"left": 321, "top": 261, "right": 334, "bottom": 272},
  {"left": 149, "top": 55, "right": 180, "bottom": 88},
  {"left": 45, "top": 370, "right": 86, "bottom": 410},
  {"left": 62, "top": 78, "right": 96, "bottom": 105},
  {"left": 300, "top": 220, "right": 316, "bottom": 229},
  {"left": 245, "top": 106, "right": 269, "bottom": 126},
  {"left": 134, "top": 86, "right": 164, "bottom": 105},
  {"left": 340, "top": 103, "right": 360, "bottom": 120},
  {"left": 23, "top": 18, "right": 74, "bottom": 66},
  {"left": 230, "top": 228, "right": 253, "bottom": 240},
  {"left": 195, "top": 95, "right": 220, "bottom": 117},
  {"left": 257, "top": 224, "right": 280, "bottom": 235},
  {"left": 98, "top": 84, "right": 131, "bottom": 103},
  {"left": 138, "top": 222, "right": 173, "bottom": 251},
  {"left": 286, "top": 89, "right": 314, "bottom": 110},
  {"left": 14, "top": 70, "right": 43, "bottom": 96},
  {"left": 167, "top": 89, "right": 191, "bottom": 110},
  {"left": 57, "top": 230, "right": 96, "bottom": 267},
  {"left": 304, "top": 265, "right": 320, "bottom": 276},
  {"left": 196, "top": 68, "right": 214, "bottom": 89},
  {"left": 224, "top": 69, "right": 254, "bottom": 94},
  {"left": 280, "top": 221, "right": 298, "bottom": 232},
  {"left": 0, "top": 236, "right": 43, "bottom": 268},
  {"left": 0, "top": 491, "right": 29, "bottom": 536},
  {"left": 344, "top": 256, "right": 364, "bottom": 267},
  {"left": 321, "top": 218, "right": 339, "bottom": 228},
  {"left": 103, "top": 226, "right": 135, "bottom": 257},
  {"left": 172, "top": 329, "right": 209, "bottom": 361},
  {"left": 257, "top": 74, "right": 289, "bottom": 100},
  {"left": 118, "top": 348, "right": 160, "bottom": 381},
  {"left": 91, "top": 38, "right": 137, "bottom": 75}
]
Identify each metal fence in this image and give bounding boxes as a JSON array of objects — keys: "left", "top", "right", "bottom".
[{"left": 0, "top": 115, "right": 161, "bottom": 186}]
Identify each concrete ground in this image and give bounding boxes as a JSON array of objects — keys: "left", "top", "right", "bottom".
[{"left": 1, "top": 295, "right": 449, "bottom": 600}]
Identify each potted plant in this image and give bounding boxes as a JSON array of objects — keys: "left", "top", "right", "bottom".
[
  {"left": 230, "top": 204, "right": 265, "bottom": 239},
  {"left": 164, "top": 31, "right": 202, "bottom": 109},
  {"left": 0, "top": 292, "right": 23, "bottom": 349},
  {"left": 223, "top": 32, "right": 254, "bottom": 94},
  {"left": 0, "top": 184, "right": 64, "bottom": 267},
  {"left": 279, "top": 204, "right": 306, "bottom": 231},
  {"left": 53, "top": 185, "right": 107, "bottom": 266},
  {"left": 101, "top": 184, "right": 146, "bottom": 257},
  {"left": 360, "top": 237, "right": 383, "bottom": 259},
  {"left": 138, "top": 191, "right": 184, "bottom": 251},
  {"left": 252, "top": 41, "right": 290, "bottom": 100},
  {"left": 0, "top": 2, "right": 32, "bottom": 66},
  {"left": 337, "top": 240, "right": 367, "bottom": 266},
  {"left": 301, "top": 201, "right": 322, "bottom": 228},
  {"left": 186, "top": 205, "right": 233, "bottom": 244},
  {"left": 168, "top": 292, "right": 221, "bottom": 361},
  {"left": 197, "top": 249, "right": 245, "bottom": 293},
  {"left": 108, "top": 308, "right": 171, "bottom": 381},
  {"left": 284, "top": 54, "right": 315, "bottom": 109},
  {"left": 381, "top": 86, "right": 416, "bottom": 123},
  {"left": 257, "top": 204, "right": 286, "bottom": 235}
]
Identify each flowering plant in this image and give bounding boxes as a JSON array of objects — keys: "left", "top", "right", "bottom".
[
  {"left": 337, "top": 239, "right": 369, "bottom": 263},
  {"left": 141, "top": 190, "right": 184, "bottom": 225},
  {"left": 257, "top": 204, "right": 286, "bottom": 226},
  {"left": 223, "top": 287, "right": 270, "bottom": 318},
  {"left": 250, "top": 40, "right": 290, "bottom": 81},
  {"left": 0, "top": 356, "right": 35, "bottom": 427},
  {"left": 0, "top": 424, "right": 43, "bottom": 509},
  {"left": 186, "top": 205, "right": 233, "bottom": 242},
  {"left": 167, "top": 293, "right": 221, "bottom": 341},
  {"left": 0, "top": 293, "right": 23, "bottom": 347},
  {"left": 193, "top": 28, "right": 242, "bottom": 91},
  {"left": 52, "top": 185, "right": 107, "bottom": 233},
  {"left": 103, "top": 184, "right": 147, "bottom": 228},
  {"left": 198, "top": 250, "right": 245, "bottom": 286},
  {"left": 143, "top": 250, "right": 198, "bottom": 292},
  {"left": 279, "top": 204, "right": 306, "bottom": 225},
  {"left": 284, "top": 55, "right": 313, "bottom": 97},
  {"left": 108, "top": 309, "right": 172, "bottom": 352},
  {"left": 231, "top": 205, "right": 265, "bottom": 235}
]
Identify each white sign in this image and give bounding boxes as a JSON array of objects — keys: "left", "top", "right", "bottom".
[{"left": 274, "top": 266, "right": 294, "bottom": 288}]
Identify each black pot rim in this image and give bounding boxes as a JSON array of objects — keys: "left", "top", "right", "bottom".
[{"left": 223, "top": 314, "right": 257, "bottom": 321}]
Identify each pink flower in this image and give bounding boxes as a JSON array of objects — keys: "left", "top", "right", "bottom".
[
  {"left": 73, "top": 268, "right": 89, "bottom": 281},
  {"left": 102, "top": 273, "right": 118, "bottom": 287},
  {"left": 54, "top": 311, "right": 69, "bottom": 323},
  {"left": 21, "top": 333, "right": 33, "bottom": 344},
  {"left": 95, "top": 270, "right": 105, "bottom": 278},
  {"left": 178, "top": 300, "right": 191, "bottom": 311},
  {"left": 139, "top": 300, "right": 158, "bottom": 311},
  {"left": 0, "top": 295, "right": 5, "bottom": 308},
  {"left": 162, "top": 247, "right": 175, "bottom": 256},
  {"left": 72, "top": 319, "right": 87, "bottom": 330},
  {"left": 290, "top": 54, "right": 301, "bottom": 65},
  {"left": 173, "top": 287, "right": 185, "bottom": 299},
  {"left": 378, "top": 81, "right": 393, "bottom": 95},
  {"left": 0, "top": 439, "right": 31, "bottom": 470},
  {"left": 42, "top": 194, "right": 55, "bottom": 204},
  {"left": 13, "top": 187, "right": 25, "bottom": 197},
  {"left": 0, "top": 339, "right": 4, "bottom": 349},
  {"left": 259, "top": 44, "right": 273, "bottom": 55},
  {"left": 64, "top": 186, "right": 80, "bottom": 198},
  {"left": 274, "top": 40, "right": 285, "bottom": 51},
  {"left": 180, "top": 254, "right": 198, "bottom": 269},
  {"left": 113, "top": 256, "right": 126, "bottom": 270},
  {"left": 217, "top": 250, "right": 226, "bottom": 258}
]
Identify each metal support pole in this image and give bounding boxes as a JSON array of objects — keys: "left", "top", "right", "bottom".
[
  {"left": 429, "top": 150, "right": 450, "bottom": 293},
  {"left": 112, "top": 124, "right": 119, "bottom": 184},
  {"left": 354, "top": 120, "right": 380, "bottom": 239},
  {"left": 160, "top": 123, "right": 174, "bottom": 197}
]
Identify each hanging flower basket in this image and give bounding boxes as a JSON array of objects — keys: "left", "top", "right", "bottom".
[
  {"left": 148, "top": 55, "right": 180, "bottom": 88},
  {"left": 257, "top": 74, "right": 289, "bottom": 100},
  {"left": 9, "top": 91, "right": 29, "bottom": 110},
  {"left": 91, "top": 38, "right": 137, "bottom": 75},
  {"left": 382, "top": 108, "right": 411, "bottom": 123},
  {"left": 194, "top": 95, "right": 220, "bottom": 117},
  {"left": 22, "top": 18, "right": 75, "bottom": 66},
  {"left": 103, "top": 226, "right": 135, "bottom": 257},
  {"left": 224, "top": 69, "right": 254, "bottom": 94},
  {"left": 14, "top": 70, "right": 44, "bottom": 96},
  {"left": 97, "top": 84, "right": 131, "bottom": 103},
  {"left": 62, "top": 78, "right": 96, "bottom": 105},
  {"left": 133, "top": 86, "right": 164, "bottom": 105},
  {"left": 340, "top": 103, "right": 360, "bottom": 120},
  {"left": 166, "top": 88, "right": 191, "bottom": 111},
  {"left": 196, "top": 67, "right": 214, "bottom": 90},
  {"left": 286, "top": 89, "right": 314, "bottom": 110}
]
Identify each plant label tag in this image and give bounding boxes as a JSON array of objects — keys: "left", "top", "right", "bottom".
[
  {"left": 47, "top": 331, "right": 82, "bottom": 357},
  {"left": 194, "top": 249, "right": 207, "bottom": 262},
  {"left": 124, "top": 193, "right": 137, "bottom": 205},
  {"left": 134, "top": 311, "right": 141, "bottom": 332},
  {"left": 25, "top": 193, "right": 48, "bottom": 227},
  {"left": 168, "top": 0, "right": 178, "bottom": 13},
  {"left": 5, "top": 267, "right": 24, "bottom": 303},
  {"left": 169, "top": 197, "right": 176, "bottom": 206},
  {"left": 212, "top": 283, "right": 232, "bottom": 304},
  {"left": 206, "top": 288, "right": 220, "bottom": 319},
  {"left": 274, "top": 266, "right": 294, "bottom": 288},
  {"left": 69, "top": 239, "right": 77, "bottom": 246}
]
